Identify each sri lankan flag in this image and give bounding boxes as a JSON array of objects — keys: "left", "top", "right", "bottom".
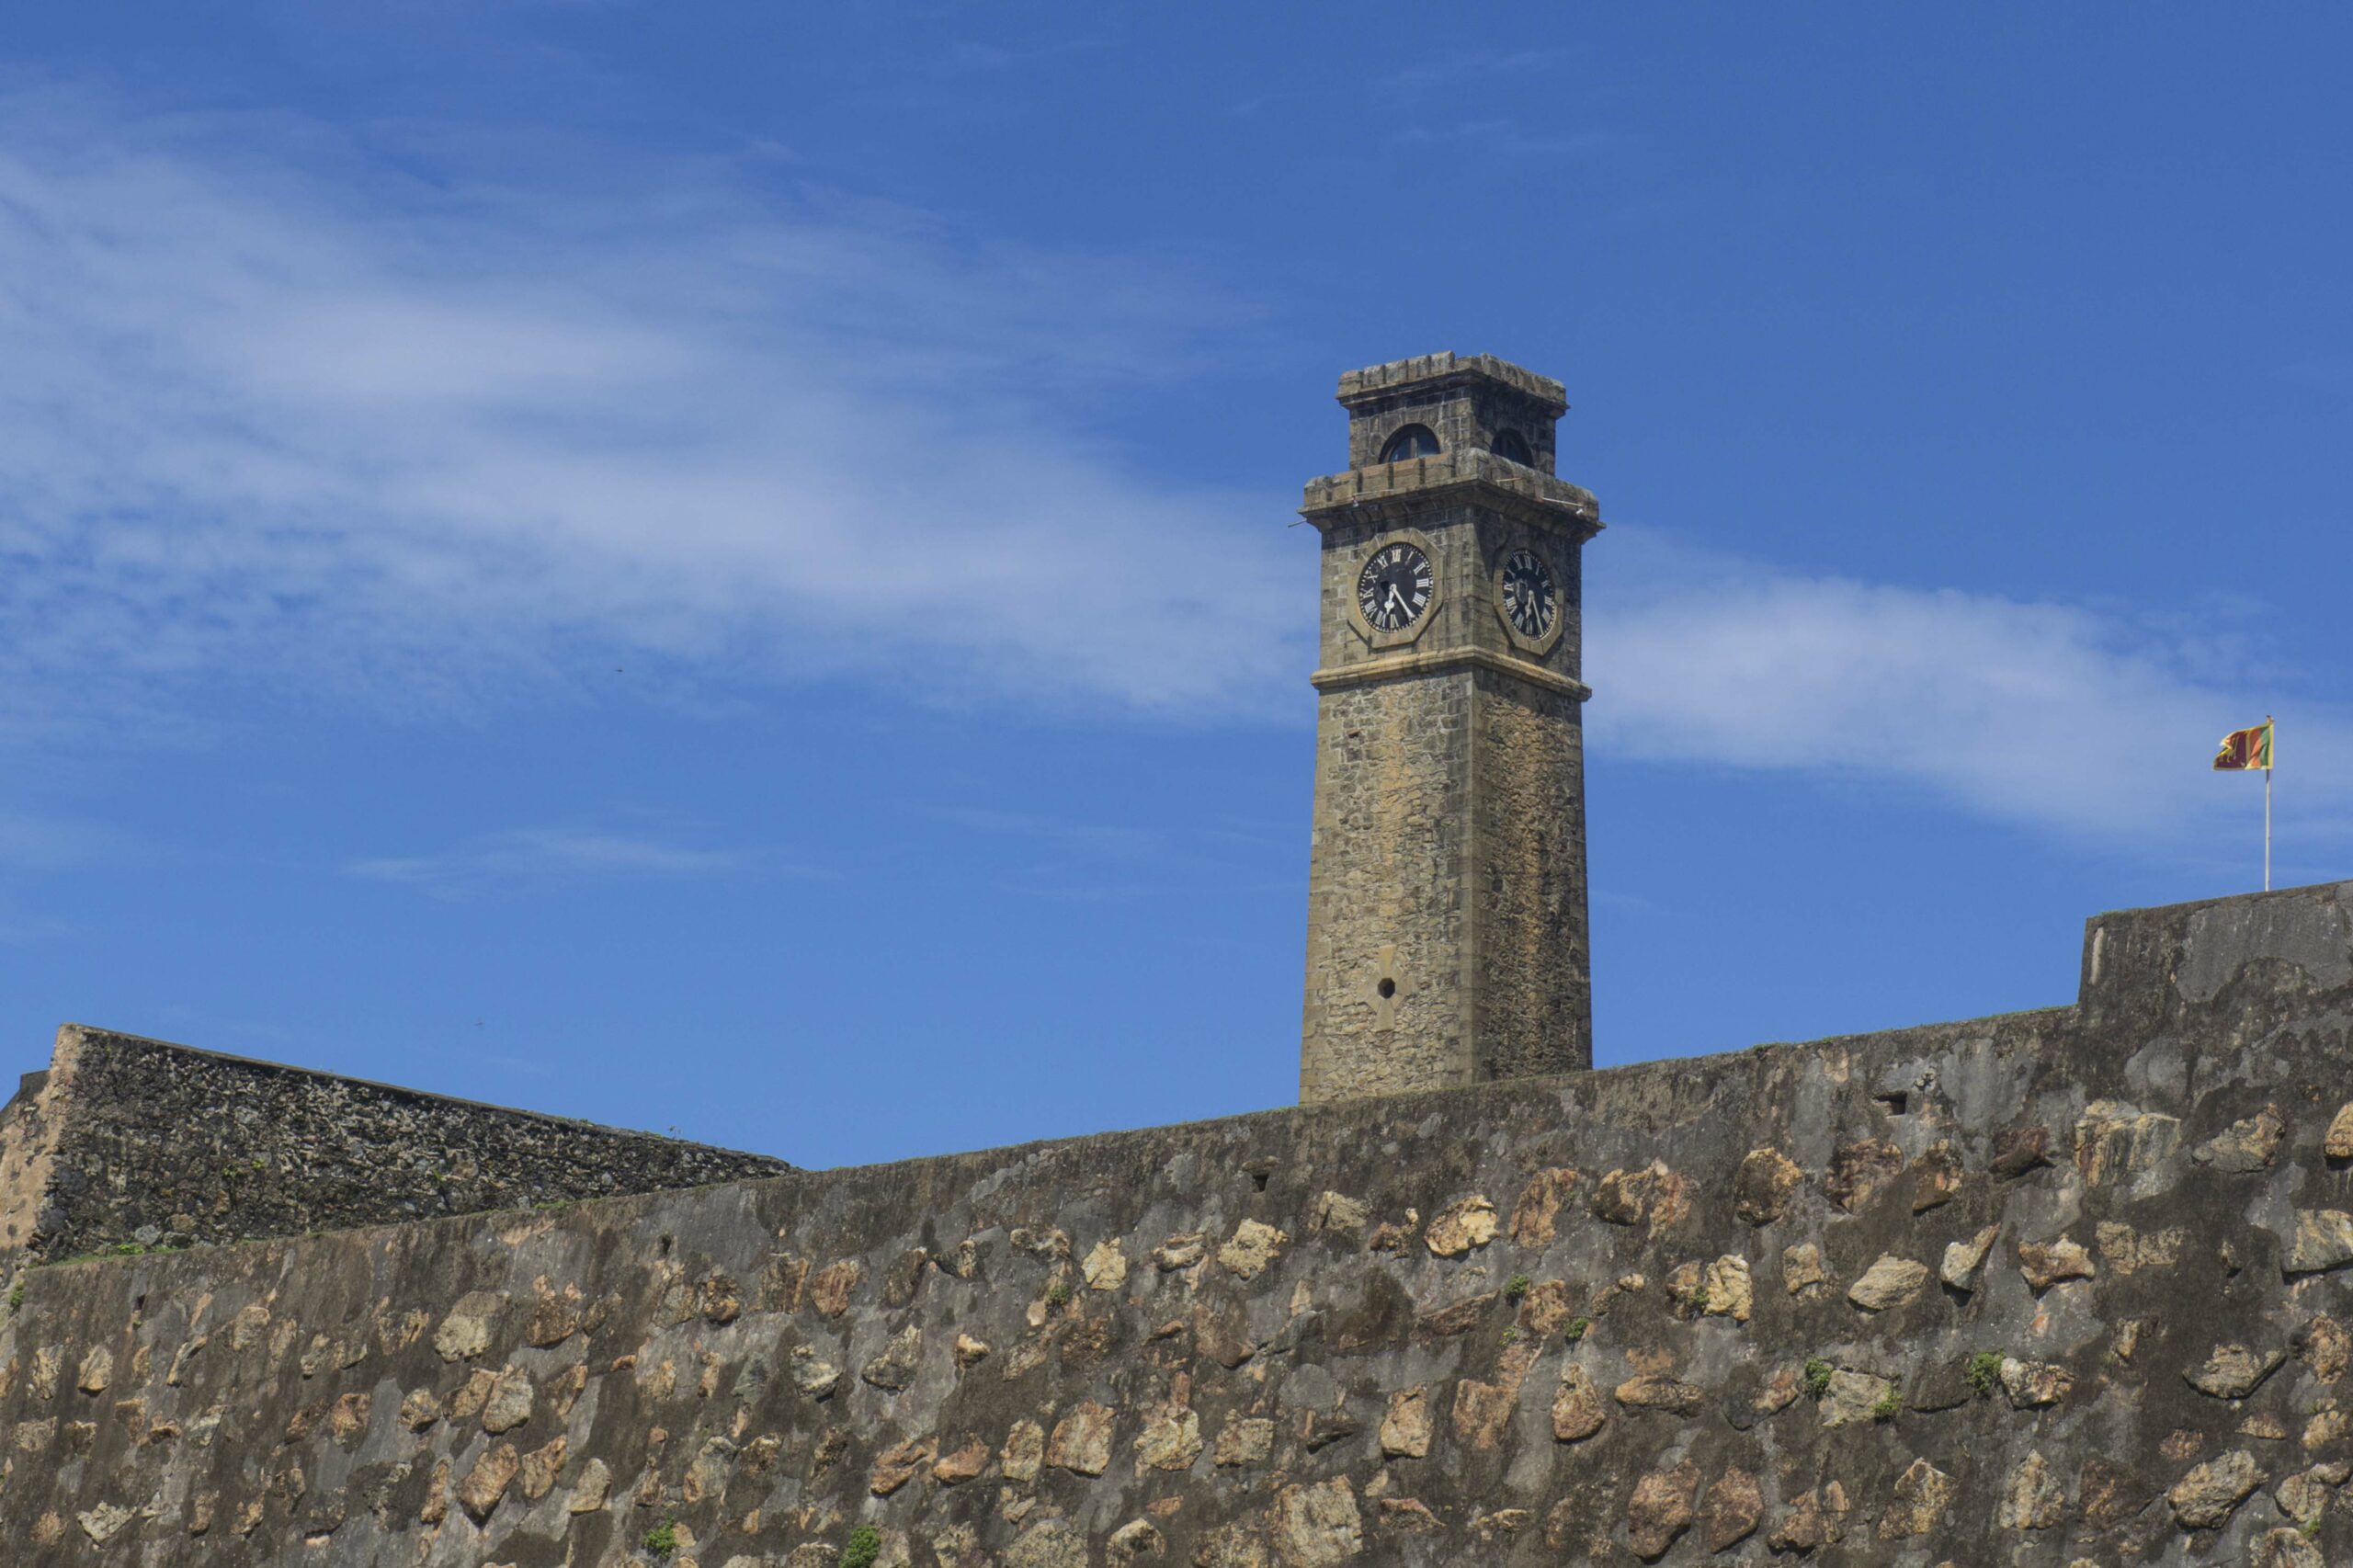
[{"left": 2214, "top": 719, "right": 2274, "bottom": 771}]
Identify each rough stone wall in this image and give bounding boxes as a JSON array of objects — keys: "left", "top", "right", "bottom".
[
  {"left": 1469, "top": 670, "right": 1591, "bottom": 1085},
  {"left": 1299, "top": 669, "right": 1475, "bottom": 1101},
  {"left": 0, "top": 1027, "right": 789, "bottom": 1283},
  {"left": 14, "top": 881, "right": 2353, "bottom": 1566},
  {"left": 1301, "top": 460, "right": 1597, "bottom": 1102},
  {"left": 1336, "top": 354, "right": 1566, "bottom": 474}
]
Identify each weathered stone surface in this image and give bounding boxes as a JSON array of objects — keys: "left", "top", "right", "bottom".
[
  {"left": 0, "top": 1025, "right": 789, "bottom": 1277},
  {"left": 1272, "top": 1477, "right": 1362, "bottom": 1567},
  {"left": 1847, "top": 1254, "right": 1929, "bottom": 1311},
  {"left": 1767, "top": 1488, "right": 1840, "bottom": 1553},
  {"left": 457, "top": 1441, "right": 518, "bottom": 1522},
  {"left": 1215, "top": 1416, "right": 1273, "bottom": 1467},
  {"left": 1000, "top": 1419, "right": 1045, "bottom": 1483},
  {"left": 862, "top": 1324, "right": 923, "bottom": 1392},
  {"left": 1878, "top": 1458, "right": 1954, "bottom": 1540},
  {"left": 1782, "top": 1242, "right": 1826, "bottom": 1295},
  {"left": 1219, "top": 1220, "right": 1287, "bottom": 1279},
  {"left": 2169, "top": 1449, "right": 2261, "bottom": 1528},
  {"left": 1701, "top": 1466, "right": 1761, "bottom": 1551},
  {"left": 2325, "top": 1102, "right": 2353, "bottom": 1162},
  {"left": 565, "top": 1457, "right": 610, "bottom": 1513},
  {"left": 870, "top": 1437, "right": 935, "bottom": 1496},
  {"left": 12, "top": 881, "right": 2353, "bottom": 1565},
  {"left": 1309, "top": 1190, "right": 1367, "bottom": 1234},
  {"left": 931, "top": 1438, "right": 988, "bottom": 1484},
  {"left": 518, "top": 1435, "right": 567, "bottom": 1500},
  {"left": 1998, "top": 1450, "right": 2065, "bottom": 1529},
  {"left": 1911, "top": 1141, "right": 1962, "bottom": 1210},
  {"left": 434, "top": 1293, "right": 497, "bottom": 1363},
  {"left": 2196, "top": 1106, "right": 2284, "bottom": 1172},
  {"left": 2254, "top": 1528, "right": 2326, "bottom": 1568},
  {"left": 1733, "top": 1147, "right": 1802, "bottom": 1225},
  {"left": 2186, "top": 1343, "right": 2285, "bottom": 1400},
  {"left": 1506, "top": 1167, "right": 1578, "bottom": 1244},
  {"left": 2286, "top": 1210, "right": 2353, "bottom": 1274},
  {"left": 1820, "top": 1369, "right": 1896, "bottom": 1428},
  {"left": 1134, "top": 1409, "right": 1201, "bottom": 1472},
  {"left": 1941, "top": 1223, "right": 2000, "bottom": 1290},
  {"left": 1047, "top": 1401, "right": 1115, "bottom": 1477},
  {"left": 2300, "top": 1315, "right": 2350, "bottom": 1381},
  {"left": 1108, "top": 1518, "right": 1166, "bottom": 1563},
  {"left": 2273, "top": 1462, "right": 2349, "bottom": 1524},
  {"left": 1698, "top": 1254, "right": 1752, "bottom": 1321},
  {"left": 78, "top": 1502, "right": 135, "bottom": 1543},
  {"left": 1999, "top": 1358, "right": 2075, "bottom": 1409},
  {"left": 1153, "top": 1233, "right": 1206, "bottom": 1270},
  {"left": 1614, "top": 1372, "right": 1704, "bottom": 1415},
  {"left": 1551, "top": 1364, "right": 1606, "bottom": 1441},
  {"left": 1592, "top": 1163, "right": 1665, "bottom": 1225},
  {"left": 1379, "top": 1387, "right": 1430, "bottom": 1457},
  {"left": 480, "top": 1365, "right": 532, "bottom": 1433},
  {"left": 1082, "top": 1239, "right": 1129, "bottom": 1292},
  {"left": 1005, "top": 1521, "right": 1088, "bottom": 1568},
  {"left": 1625, "top": 1460, "right": 1699, "bottom": 1561},
  {"left": 2076, "top": 1101, "right": 2182, "bottom": 1185},
  {"left": 1826, "top": 1137, "right": 1904, "bottom": 1211},
  {"left": 1423, "top": 1194, "right": 1496, "bottom": 1256},
  {"left": 2018, "top": 1236, "right": 2096, "bottom": 1291},
  {"left": 1450, "top": 1372, "right": 1519, "bottom": 1449}
]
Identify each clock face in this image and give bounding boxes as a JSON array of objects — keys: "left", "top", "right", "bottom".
[
  {"left": 1357, "top": 540, "right": 1434, "bottom": 632},
  {"left": 1500, "top": 549, "right": 1557, "bottom": 639}
]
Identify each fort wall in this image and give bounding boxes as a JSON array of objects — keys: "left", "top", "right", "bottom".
[
  {"left": 6, "top": 883, "right": 2353, "bottom": 1564},
  {"left": 0, "top": 1027, "right": 789, "bottom": 1298}
]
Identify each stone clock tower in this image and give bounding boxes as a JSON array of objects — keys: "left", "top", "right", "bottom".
[{"left": 1298, "top": 353, "right": 1601, "bottom": 1103}]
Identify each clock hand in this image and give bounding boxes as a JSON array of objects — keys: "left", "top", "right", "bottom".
[{"left": 1386, "top": 584, "right": 1409, "bottom": 618}]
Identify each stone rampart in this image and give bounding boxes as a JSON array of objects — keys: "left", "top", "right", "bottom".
[
  {"left": 0, "top": 1027, "right": 789, "bottom": 1290},
  {"left": 7, "top": 883, "right": 2353, "bottom": 1565}
]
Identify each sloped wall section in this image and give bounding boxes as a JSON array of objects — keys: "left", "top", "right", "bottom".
[
  {"left": 6, "top": 883, "right": 2353, "bottom": 1566},
  {"left": 0, "top": 1027, "right": 790, "bottom": 1293}
]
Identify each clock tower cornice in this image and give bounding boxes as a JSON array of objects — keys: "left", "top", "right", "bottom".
[{"left": 1300, "top": 450, "right": 1602, "bottom": 540}]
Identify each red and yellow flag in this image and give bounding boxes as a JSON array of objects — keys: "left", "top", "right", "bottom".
[{"left": 2214, "top": 719, "right": 2274, "bottom": 772}]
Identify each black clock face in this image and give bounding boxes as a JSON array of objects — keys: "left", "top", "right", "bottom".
[
  {"left": 1357, "top": 541, "right": 1434, "bottom": 632},
  {"left": 1500, "top": 549, "right": 1557, "bottom": 638}
]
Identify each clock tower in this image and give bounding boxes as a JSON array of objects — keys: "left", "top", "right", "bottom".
[{"left": 1298, "top": 353, "right": 1601, "bottom": 1103}]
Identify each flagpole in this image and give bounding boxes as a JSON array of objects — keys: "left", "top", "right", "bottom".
[{"left": 2265, "top": 715, "right": 2274, "bottom": 892}]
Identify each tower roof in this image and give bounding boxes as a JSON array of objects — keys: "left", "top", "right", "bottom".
[{"left": 1336, "top": 352, "right": 1567, "bottom": 415}]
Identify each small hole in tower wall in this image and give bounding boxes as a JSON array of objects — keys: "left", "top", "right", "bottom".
[
  {"left": 1874, "top": 1092, "right": 1910, "bottom": 1118},
  {"left": 1377, "top": 977, "right": 1396, "bottom": 1000}
]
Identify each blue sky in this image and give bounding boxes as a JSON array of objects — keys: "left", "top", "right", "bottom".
[{"left": 4, "top": 7, "right": 2348, "bottom": 1168}]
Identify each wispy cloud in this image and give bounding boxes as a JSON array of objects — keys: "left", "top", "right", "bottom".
[
  {"left": 1590, "top": 529, "right": 2352, "bottom": 846},
  {"left": 348, "top": 828, "right": 745, "bottom": 899},
  {"left": 5, "top": 82, "right": 2347, "bottom": 867},
  {"left": 0, "top": 84, "right": 1302, "bottom": 745}
]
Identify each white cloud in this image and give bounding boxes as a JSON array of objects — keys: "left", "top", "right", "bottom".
[
  {"left": 0, "top": 85, "right": 1304, "bottom": 742},
  {"left": 348, "top": 828, "right": 745, "bottom": 899},
  {"left": 1590, "top": 529, "right": 2353, "bottom": 846},
  {"left": 3, "top": 84, "right": 2346, "bottom": 865}
]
